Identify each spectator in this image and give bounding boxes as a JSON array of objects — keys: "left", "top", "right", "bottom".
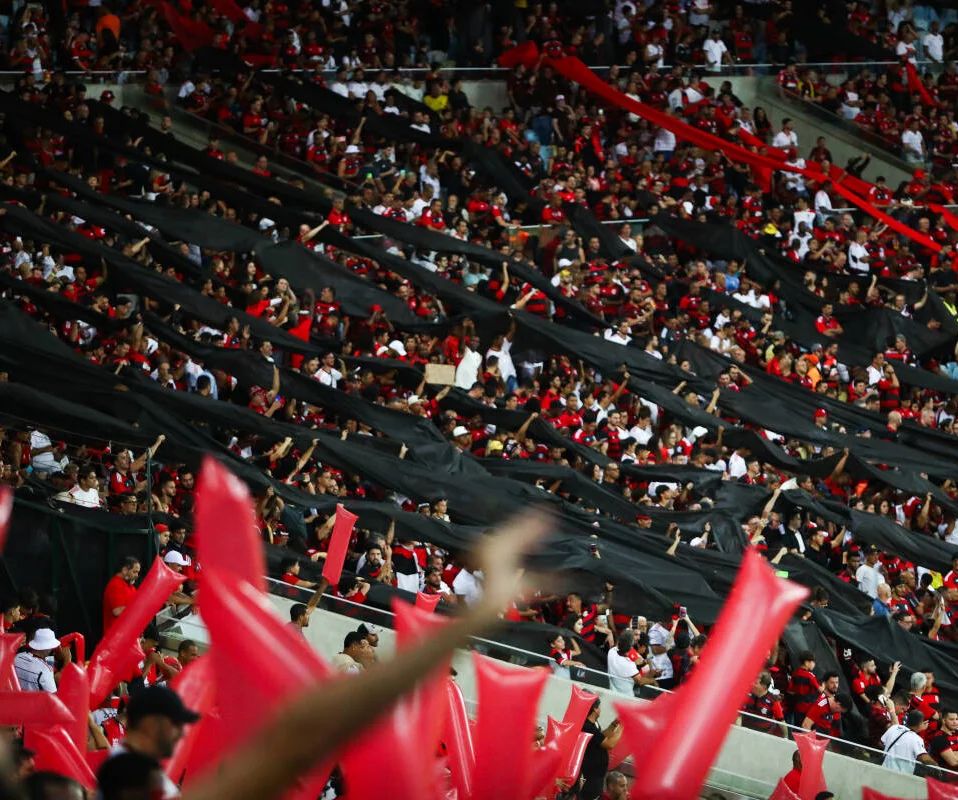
[
  {"left": 13, "top": 628, "right": 62, "bottom": 693},
  {"left": 881, "top": 709, "right": 936, "bottom": 774},
  {"left": 101, "top": 557, "right": 140, "bottom": 636},
  {"left": 578, "top": 698, "right": 623, "bottom": 800}
]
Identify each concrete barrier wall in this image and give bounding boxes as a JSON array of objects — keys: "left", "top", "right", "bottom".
[{"left": 263, "top": 594, "right": 928, "bottom": 800}]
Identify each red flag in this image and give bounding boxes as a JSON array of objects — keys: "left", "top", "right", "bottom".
[
  {"left": 906, "top": 61, "right": 937, "bottom": 108},
  {"left": 159, "top": 2, "right": 214, "bottom": 52},
  {"left": 321, "top": 504, "right": 358, "bottom": 586}
]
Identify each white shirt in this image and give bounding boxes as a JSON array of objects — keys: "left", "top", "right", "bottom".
[
  {"left": 647, "top": 623, "right": 673, "bottom": 680},
  {"left": 814, "top": 189, "right": 833, "bottom": 215},
  {"left": 486, "top": 338, "right": 516, "bottom": 384},
  {"left": 881, "top": 725, "right": 926, "bottom": 773},
  {"left": 702, "top": 37, "right": 727, "bottom": 68},
  {"left": 728, "top": 451, "right": 747, "bottom": 478},
  {"left": 604, "top": 329, "right": 632, "bottom": 346},
  {"left": 452, "top": 569, "right": 483, "bottom": 606},
  {"left": 794, "top": 209, "right": 816, "bottom": 231},
  {"left": 607, "top": 648, "right": 639, "bottom": 695},
  {"left": 848, "top": 241, "right": 870, "bottom": 274},
  {"left": 772, "top": 129, "right": 798, "bottom": 149},
  {"left": 902, "top": 128, "right": 924, "bottom": 156},
  {"left": 30, "top": 430, "right": 63, "bottom": 473},
  {"left": 67, "top": 485, "right": 102, "bottom": 508},
  {"left": 924, "top": 32, "right": 944, "bottom": 62},
  {"left": 856, "top": 562, "right": 883, "bottom": 599},
  {"left": 653, "top": 127, "right": 677, "bottom": 152},
  {"left": 317, "top": 367, "right": 342, "bottom": 388},
  {"left": 14, "top": 652, "right": 56, "bottom": 692},
  {"left": 454, "top": 346, "right": 483, "bottom": 390}
]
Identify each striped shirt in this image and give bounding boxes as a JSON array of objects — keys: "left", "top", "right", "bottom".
[{"left": 14, "top": 652, "right": 56, "bottom": 692}]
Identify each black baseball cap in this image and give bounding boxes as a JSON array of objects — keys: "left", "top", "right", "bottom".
[{"left": 127, "top": 686, "right": 200, "bottom": 727}]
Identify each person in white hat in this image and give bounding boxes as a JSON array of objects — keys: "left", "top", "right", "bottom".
[
  {"left": 163, "top": 552, "right": 197, "bottom": 611},
  {"left": 14, "top": 628, "right": 63, "bottom": 692}
]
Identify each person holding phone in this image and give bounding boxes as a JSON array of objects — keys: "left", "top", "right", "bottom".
[{"left": 578, "top": 698, "right": 623, "bottom": 800}]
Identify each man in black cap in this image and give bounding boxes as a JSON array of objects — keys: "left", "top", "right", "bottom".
[{"left": 107, "top": 685, "right": 199, "bottom": 798}]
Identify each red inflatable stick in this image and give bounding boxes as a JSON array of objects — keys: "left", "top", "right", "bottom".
[
  {"left": 443, "top": 678, "right": 475, "bottom": 800},
  {"left": 57, "top": 663, "right": 90, "bottom": 754},
  {"left": 196, "top": 457, "right": 265, "bottom": 593},
  {"left": 793, "top": 731, "right": 828, "bottom": 800},
  {"left": 862, "top": 790, "right": 907, "bottom": 800},
  {"left": 471, "top": 654, "right": 548, "bottom": 800},
  {"left": 614, "top": 550, "right": 808, "bottom": 800},
  {"left": 321, "top": 503, "right": 357, "bottom": 586},
  {"left": 59, "top": 632, "right": 85, "bottom": 665},
  {"left": 339, "top": 600, "right": 450, "bottom": 800},
  {"left": 165, "top": 656, "right": 216, "bottom": 785},
  {"left": 415, "top": 592, "right": 442, "bottom": 613},
  {"left": 0, "top": 484, "right": 11, "bottom": 553},
  {"left": 88, "top": 556, "right": 185, "bottom": 707},
  {"left": 768, "top": 779, "right": 803, "bottom": 800},
  {"left": 0, "top": 632, "right": 23, "bottom": 691},
  {"left": 607, "top": 731, "right": 632, "bottom": 770},
  {"left": 526, "top": 735, "right": 566, "bottom": 800},
  {"left": 0, "top": 692, "right": 75, "bottom": 727},
  {"left": 24, "top": 726, "right": 96, "bottom": 789},
  {"left": 558, "top": 732, "right": 592, "bottom": 788},
  {"left": 929, "top": 779, "right": 958, "bottom": 800},
  {"left": 561, "top": 685, "right": 597, "bottom": 732}
]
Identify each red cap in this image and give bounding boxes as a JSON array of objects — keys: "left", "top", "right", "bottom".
[{"left": 813, "top": 408, "right": 828, "bottom": 419}]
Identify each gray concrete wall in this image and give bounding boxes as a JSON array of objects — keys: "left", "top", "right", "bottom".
[{"left": 248, "top": 593, "right": 930, "bottom": 800}]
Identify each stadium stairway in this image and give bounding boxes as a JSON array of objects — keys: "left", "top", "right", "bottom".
[
  {"left": 159, "top": 591, "right": 930, "bottom": 799},
  {"left": 751, "top": 76, "right": 913, "bottom": 187}
]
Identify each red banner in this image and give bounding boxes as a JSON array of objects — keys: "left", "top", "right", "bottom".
[{"left": 498, "top": 45, "right": 941, "bottom": 254}]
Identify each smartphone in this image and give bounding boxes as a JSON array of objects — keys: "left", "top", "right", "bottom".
[{"left": 679, "top": 606, "right": 687, "bottom": 619}]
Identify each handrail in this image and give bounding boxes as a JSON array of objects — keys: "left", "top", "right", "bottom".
[{"left": 265, "top": 577, "right": 958, "bottom": 781}]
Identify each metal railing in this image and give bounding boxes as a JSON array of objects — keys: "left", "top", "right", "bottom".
[{"left": 265, "top": 578, "right": 958, "bottom": 782}]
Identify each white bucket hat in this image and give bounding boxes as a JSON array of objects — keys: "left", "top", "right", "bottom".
[{"left": 29, "top": 628, "right": 60, "bottom": 651}]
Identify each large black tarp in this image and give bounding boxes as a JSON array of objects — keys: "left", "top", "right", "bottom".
[{"left": 5, "top": 85, "right": 958, "bottom": 705}]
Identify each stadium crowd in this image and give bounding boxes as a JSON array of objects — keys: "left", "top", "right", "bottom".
[{"left": 5, "top": 0, "right": 958, "bottom": 797}]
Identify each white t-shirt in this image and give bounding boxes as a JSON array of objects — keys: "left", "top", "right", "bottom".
[
  {"left": 452, "top": 569, "right": 483, "bottom": 606},
  {"left": 647, "top": 623, "right": 674, "bottom": 680},
  {"left": 794, "top": 208, "right": 816, "bottom": 231},
  {"left": 317, "top": 367, "right": 342, "bottom": 388},
  {"left": 881, "top": 725, "right": 926, "bottom": 773},
  {"left": 30, "top": 430, "right": 64, "bottom": 473},
  {"left": 848, "top": 241, "right": 870, "bottom": 274},
  {"left": 856, "top": 562, "right": 883, "bottom": 599},
  {"left": 728, "top": 451, "right": 748, "bottom": 478},
  {"left": 486, "top": 339, "right": 516, "bottom": 384},
  {"left": 902, "top": 129, "right": 924, "bottom": 156},
  {"left": 924, "top": 32, "right": 944, "bottom": 62},
  {"left": 607, "top": 649, "right": 639, "bottom": 695},
  {"left": 814, "top": 189, "right": 833, "bottom": 215},
  {"left": 703, "top": 37, "right": 728, "bottom": 68},
  {"left": 772, "top": 129, "right": 798, "bottom": 149},
  {"left": 454, "top": 347, "right": 483, "bottom": 390},
  {"left": 653, "top": 127, "right": 677, "bottom": 152},
  {"left": 67, "top": 485, "right": 102, "bottom": 508}
]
